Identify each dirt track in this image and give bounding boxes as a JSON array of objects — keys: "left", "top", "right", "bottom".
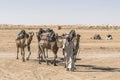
[{"left": 0, "top": 29, "right": 120, "bottom": 80}]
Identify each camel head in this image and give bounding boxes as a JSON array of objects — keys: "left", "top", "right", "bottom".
[
  {"left": 77, "top": 34, "right": 81, "bottom": 38},
  {"left": 28, "top": 32, "right": 34, "bottom": 38}
]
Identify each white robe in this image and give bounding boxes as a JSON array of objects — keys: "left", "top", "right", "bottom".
[{"left": 63, "top": 39, "right": 75, "bottom": 69}]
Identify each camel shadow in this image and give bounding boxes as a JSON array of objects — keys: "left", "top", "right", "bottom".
[
  {"left": 75, "top": 64, "right": 120, "bottom": 72},
  {"left": 31, "top": 57, "right": 82, "bottom": 66},
  {"left": 30, "top": 58, "right": 62, "bottom": 65},
  {"left": 30, "top": 59, "right": 120, "bottom": 72}
]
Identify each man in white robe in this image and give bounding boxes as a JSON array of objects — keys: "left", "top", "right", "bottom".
[{"left": 63, "top": 37, "right": 75, "bottom": 71}]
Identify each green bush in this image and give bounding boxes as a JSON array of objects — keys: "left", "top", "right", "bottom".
[{"left": 58, "top": 26, "right": 62, "bottom": 30}]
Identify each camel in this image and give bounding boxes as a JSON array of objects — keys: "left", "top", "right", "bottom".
[
  {"left": 91, "top": 34, "right": 101, "bottom": 40},
  {"left": 36, "top": 28, "right": 54, "bottom": 59},
  {"left": 72, "top": 34, "right": 81, "bottom": 61},
  {"left": 106, "top": 34, "right": 112, "bottom": 40},
  {"left": 37, "top": 29, "right": 80, "bottom": 66},
  {"left": 16, "top": 31, "right": 34, "bottom": 62},
  {"left": 37, "top": 28, "right": 58, "bottom": 66}
]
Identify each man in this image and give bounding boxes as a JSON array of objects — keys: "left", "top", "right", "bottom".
[
  {"left": 63, "top": 35, "right": 75, "bottom": 71},
  {"left": 69, "top": 30, "right": 76, "bottom": 40}
]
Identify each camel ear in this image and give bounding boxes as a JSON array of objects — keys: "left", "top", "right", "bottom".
[{"left": 28, "top": 32, "right": 34, "bottom": 36}]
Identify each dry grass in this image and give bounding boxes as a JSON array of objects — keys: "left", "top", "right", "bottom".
[{"left": 1, "top": 24, "right": 120, "bottom": 30}]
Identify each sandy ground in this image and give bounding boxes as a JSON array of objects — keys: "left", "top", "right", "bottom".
[{"left": 0, "top": 29, "right": 120, "bottom": 80}]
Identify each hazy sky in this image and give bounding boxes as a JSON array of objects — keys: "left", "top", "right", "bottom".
[{"left": 0, "top": 0, "right": 120, "bottom": 25}]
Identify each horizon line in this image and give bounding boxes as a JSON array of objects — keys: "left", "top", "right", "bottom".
[{"left": 1, "top": 24, "right": 120, "bottom": 26}]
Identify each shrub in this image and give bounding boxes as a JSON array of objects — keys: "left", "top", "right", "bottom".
[{"left": 58, "top": 26, "right": 62, "bottom": 30}]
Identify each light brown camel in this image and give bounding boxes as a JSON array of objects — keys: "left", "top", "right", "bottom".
[
  {"left": 37, "top": 31, "right": 58, "bottom": 66},
  {"left": 16, "top": 32, "right": 34, "bottom": 62},
  {"left": 72, "top": 34, "right": 81, "bottom": 61},
  {"left": 36, "top": 28, "right": 51, "bottom": 59}
]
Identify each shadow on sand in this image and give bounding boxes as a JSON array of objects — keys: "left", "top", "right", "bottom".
[
  {"left": 30, "top": 58, "right": 120, "bottom": 72},
  {"left": 75, "top": 64, "right": 120, "bottom": 72}
]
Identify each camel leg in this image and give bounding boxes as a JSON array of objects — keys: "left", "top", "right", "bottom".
[
  {"left": 21, "top": 48, "right": 25, "bottom": 62},
  {"left": 26, "top": 46, "right": 31, "bottom": 60},
  {"left": 52, "top": 53, "right": 57, "bottom": 66},
  {"left": 39, "top": 45, "right": 48, "bottom": 65},
  {"left": 51, "top": 48, "right": 58, "bottom": 66},
  {"left": 37, "top": 43, "right": 40, "bottom": 59},
  {"left": 38, "top": 48, "right": 41, "bottom": 64},
  {"left": 16, "top": 47, "right": 19, "bottom": 59},
  {"left": 42, "top": 48, "right": 45, "bottom": 59},
  {"left": 38, "top": 46, "right": 42, "bottom": 64},
  {"left": 39, "top": 46, "right": 43, "bottom": 61},
  {"left": 38, "top": 53, "right": 41, "bottom": 64},
  {"left": 40, "top": 46, "right": 48, "bottom": 65},
  {"left": 46, "top": 49, "right": 48, "bottom": 58},
  {"left": 43, "top": 49, "right": 49, "bottom": 65}
]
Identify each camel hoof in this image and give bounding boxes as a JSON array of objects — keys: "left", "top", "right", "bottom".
[
  {"left": 66, "top": 68, "right": 69, "bottom": 71},
  {"left": 64, "top": 65, "right": 66, "bottom": 68},
  {"left": 23, "top": 60, "right": 25, "bottom": 62},
  {"left": 23, "top": 59, "right": 25, "bottom": 62},
  {"left": 54, "top": 63, "right": 57, "bottom": 66},
  {"left": 71, "top": 68, "right": 74, "bottom": 72},
  {"left": 47, "top": 62, "right": 49, "bottom": 65},
  {"left": 51, "top": 61, "right": 53, "bottom": 64},
  {"left": 39, "top": 62, "right": 41, "bottom": 64},
  {"left": 26, "top": 58, "right": 29, "bottom": 61},
  {"left": 16, "top": 57, "right": 19, "bottom": 60}
]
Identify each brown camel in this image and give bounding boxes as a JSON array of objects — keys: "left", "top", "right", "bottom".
[
  {"left": 37, "top": 29, "right": 58, "bottom": 66},
  {"left": 16, "top": 31, "right": 34, "bottom": 62},
  {"left": 36, "top": 28, "right": 52, "bottom": 59}
]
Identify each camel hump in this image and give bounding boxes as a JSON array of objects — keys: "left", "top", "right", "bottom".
[
  {"left": 37, "top": 28, "right": 56, "bottom": 42},
  {"left": 40, "top": 32, "right": 49, "bottom": 40},
  {"left": 38, "top": 28, "right": 47, "bottom": 34},
  {"left": 16, "top": 30, "right": 27, "bottom": 40}
]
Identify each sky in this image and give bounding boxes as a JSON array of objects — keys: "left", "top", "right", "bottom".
[{"left": 0, "top": 0, "right": 120, "bottom": 25}]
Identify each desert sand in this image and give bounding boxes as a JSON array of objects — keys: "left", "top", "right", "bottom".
[{"left": 0, "top": 28, "right": 120, "bottom": 80}]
